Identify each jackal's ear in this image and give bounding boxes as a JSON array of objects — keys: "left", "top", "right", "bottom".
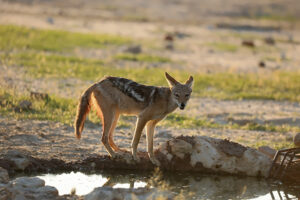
[
  {"left": 185, "top": 76, "right": 194, "bottom": 88},
  {"left": 165, "top": 72, "right": 179, "bottom": 87}
]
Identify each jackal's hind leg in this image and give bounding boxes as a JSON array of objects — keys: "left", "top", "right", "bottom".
[
  {"left": 108, "top": 113, "right": 129, "bottom": 157},
  {"left": 108, "top": 112, "right": 121, "bottom": 152},
  {"left": 100, "top": 108, "right": 119, "bottom": 159}
]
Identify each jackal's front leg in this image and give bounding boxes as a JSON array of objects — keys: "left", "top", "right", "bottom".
[
  {"left": 131, "top": 117, "right": 147, "bottom": 162},
  {"left": 146, "top": 120, "right": 160, "bottom": 166}
]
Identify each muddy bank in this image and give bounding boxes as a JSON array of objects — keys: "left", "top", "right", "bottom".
[{"left": 0, "top": 136, "right": 271, "bottom": 177}]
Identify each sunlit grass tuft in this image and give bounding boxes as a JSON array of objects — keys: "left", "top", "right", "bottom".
[
  {"left": 0, "top": 25, "right": 131, "bottom": 52},
  {"left": 206, "top": 42, "right": 238, "bottom": 52},
  {"left": 114, "top": 53, "right": 171, "bottom": 63}
]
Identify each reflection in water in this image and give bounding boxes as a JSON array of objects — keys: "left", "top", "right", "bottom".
[
  {"left": 38, "top": 172, "right": 108, "bottom": 195},
  {"left": 37, "top": 171, "right": 299, "bottom": 199}
]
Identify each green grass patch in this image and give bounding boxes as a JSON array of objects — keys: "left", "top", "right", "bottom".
[
  {"left": 251, "top": 140, "right": 294, "bottom": 150},
  {"left": 0, "top": 87, "right": 298, "bottom": 151},
  {"left": 206, "top": 42, "right": 238, "bottom": 52},
  {"left": 0, "top": 88, "right": 131, "bottom": 127},
  {"left": 1, "top": 52, "right": 174, "bottom": 82},
  {"left": 0, "top": 88, "right": 76, "bottom": 125},
  {"left": 162, "top": 113, "right": 219, "bottom": 129},
  {"left": 254, "top": 15, "right": 298, "bottom": 22},
  {"left": 0, "top": 25, "right": 131, "bottom": 52},
  {"left": 114, "top": 53, "right": 171, "bottom": 63},
  {"left": 3, "top": 51, "right": 300, "bottom": 101}
]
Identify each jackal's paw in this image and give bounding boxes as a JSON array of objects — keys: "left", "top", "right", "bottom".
[
  {"left": 149, "top": 157, "right": 160, "bottom": 166},
  {"left": 110, "top": 153, "right": 124, "bottom": 160}
]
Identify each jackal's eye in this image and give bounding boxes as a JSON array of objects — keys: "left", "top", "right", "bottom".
[
  {"left": 174, "top": 93, "right": 179, "bottom": 98},
  {"left": 185, "top": 94, "right": 190, "bottom": 97}
]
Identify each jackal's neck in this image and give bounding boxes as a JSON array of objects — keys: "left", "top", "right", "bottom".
[{"left": 165, "top": 88, "right": 178, "bottom": 113}]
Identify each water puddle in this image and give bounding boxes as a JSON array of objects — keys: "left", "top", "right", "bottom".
[{"left": 36, "top": 171, "right": 299, "bottom": 199}]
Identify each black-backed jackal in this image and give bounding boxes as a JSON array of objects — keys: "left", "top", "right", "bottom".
[{"left": 74, "top": 72, "right": 193, "bottom": 165}]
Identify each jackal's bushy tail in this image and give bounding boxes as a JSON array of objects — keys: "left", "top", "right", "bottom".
[{"left": 74, "top": 84, "right": 96, "bottom": 139}]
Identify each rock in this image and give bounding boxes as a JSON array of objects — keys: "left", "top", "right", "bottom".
[
  {"left": 47, "top": 17, "right": 54, "bottom": 24},
  {"left": 6, "top": 151, "right": 31, "bottom": 171},
  {"left": 11, "top": 158, "right": 30, "bottom": 171},
  {"left": 164, "top": 34, "right": 174, "bottom": 50},
  {"left": 258, "top": 146, "right": 276, "bottom": 159},
  {"left": 164, "top": 34, "right": 174, "bottom": 41},
  {"left": 174, "top": 31, "right": 190, "bottom": 39},
  {"left": 242, "top": 40, "right": 255, "bottom": 47},
  {"left": 0, "top": 168, "right": 9, "bottom": 184},
  {"left": 170, "top": 138, "right": 193, "bottom": 159},
  {"left": 85, "top": 187, "right": 173, "bottom": 200},
  {"left": 165, "top": 43, "right": 174, "bottom": 50},
  {"left": 9, "top": 177, "right": 59, "bottom": 200},
  {"left": 12, "top": 177, "right": 45, "bottom": 188},
  {"left": 264, "top": 37, "right": 275, "bottom": 45},
  {"left": 157, "top": 136, "right": 272, "bottom": 177},
  {"left": 0, "top": 184, "right": 12, "bottom": 200},
  {"left": 294, "top": 133, "right": 300, "bottom": 147},
  {"left": 258, "top": 61, "right": 265, "bottom": 68},
  {"left": 123, "top": 45, "right": 142, "bottom": 54},
  {"left": 36, "top": 186, "right": 59, "bottom": 197}
]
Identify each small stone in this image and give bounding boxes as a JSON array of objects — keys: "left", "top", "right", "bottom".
[
  {"left": 242, "top": 40, "right": 255, "bottom": 47},
  {"left": 0, "top": 167, "right": 9, "bottom": 184},
  {"left": 294, "top": 133, "right": 300, "bottom": 147},
  {"left": 264, "top": 37, "right": 275, "bottom": 45},
  {"left": 13, "top": 177, "right": 45, "bottom": 188},
  {"left": 258, "top": 146, "right": 276, "bottom": 159},
  {"left": 123, "top": 45, "right": 142, "bottom": 54},
  {"left": 258, "top": 61, "right": 265, "bottom": 68},
  {"left": 36, "top": 186, "right": 59, "bottom": 197},
  {"left": 0, "top": 185, "right": 12, "bottom": 200},
  {"left": 164, "top": 34, "right": 174, "bottom": 41},
  {"left": 47, "top": 17, "right": 54, "bottom": 24}
]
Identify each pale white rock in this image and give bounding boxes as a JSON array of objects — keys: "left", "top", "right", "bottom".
[
  {"left": 258, "top": 146, "right": 277, "bottom": 159},
  {"left": 190, "top": 137, "right": 221, "bottom": 168},
  {"left": 236, "top": 149, "right": 271, "bottom": 177},
  {"left": 158, "top": 136, "right": 272, "bottom": 177},
  {"left": 170, "top": 138, "right": 193, "bottom": 159},
  {"left": 215, "top": 156, "right": 237, "bottom": 174}
]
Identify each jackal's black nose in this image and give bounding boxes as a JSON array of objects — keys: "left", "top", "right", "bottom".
[{"left": 180, "top": 103, "right": 185, "bottom": 110}]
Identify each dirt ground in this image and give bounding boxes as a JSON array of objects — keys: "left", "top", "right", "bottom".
[{"left": 0, "top": 0, "right": 300, "bottom": 166}]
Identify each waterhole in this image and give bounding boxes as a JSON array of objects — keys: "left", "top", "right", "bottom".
[{"left": 34, "top": 171, "right": 299, "bottom": 199}]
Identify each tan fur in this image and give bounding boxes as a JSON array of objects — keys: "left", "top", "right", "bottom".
[{"left": 74, "top": 72, "right": 193, "bottom": 165}]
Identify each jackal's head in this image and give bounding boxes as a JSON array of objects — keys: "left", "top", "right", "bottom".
[{"left": 165, "top": 72, "right": 193, "bottom": 110}]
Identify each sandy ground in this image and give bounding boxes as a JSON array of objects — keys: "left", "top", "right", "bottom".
[{"left": 0, "top": 0, "right": 300, "bottom": 164}]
